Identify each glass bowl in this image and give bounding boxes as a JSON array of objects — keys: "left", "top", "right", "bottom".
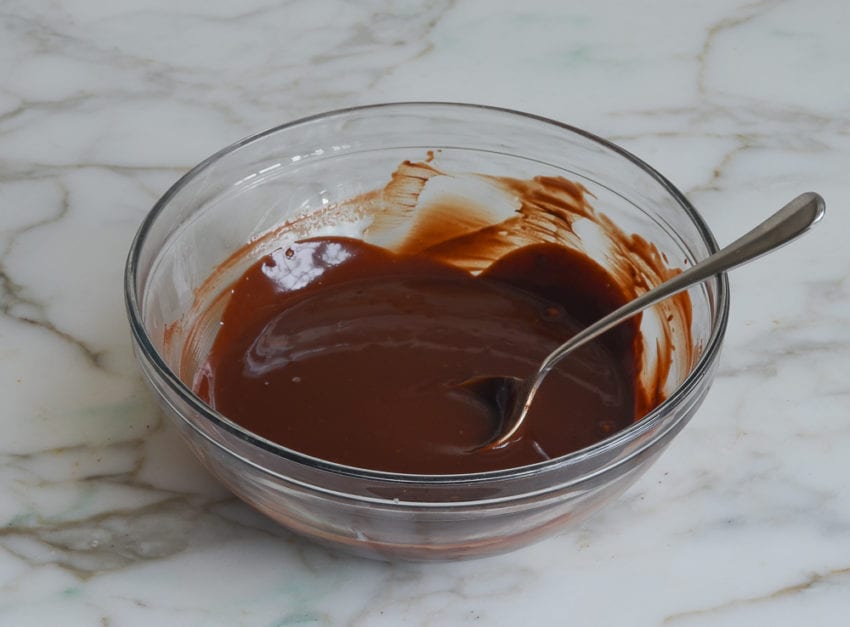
[{"left": 125, "top": 103, "right": 728, "bottom": 560}]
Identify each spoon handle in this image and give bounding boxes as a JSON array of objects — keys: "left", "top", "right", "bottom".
[{"left": 533, "top": 192, "right": 825, "bottom": 386}]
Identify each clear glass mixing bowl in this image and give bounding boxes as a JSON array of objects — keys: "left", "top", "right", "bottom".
[{"left": 125, "top": 103, "right": 728, "bottom": 560}]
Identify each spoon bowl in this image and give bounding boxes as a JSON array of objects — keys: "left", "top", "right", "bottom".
[{"left": 470, "top": 192, "right": 825, "bottom": 450}]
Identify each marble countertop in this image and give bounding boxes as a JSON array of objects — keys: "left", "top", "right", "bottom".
[{"left": 2, "top": 1, "right": 849, "bottom": 624}]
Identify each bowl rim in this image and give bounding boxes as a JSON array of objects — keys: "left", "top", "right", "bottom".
[{"left": 125, "top": 101, "right": 730, "bottom": 485}]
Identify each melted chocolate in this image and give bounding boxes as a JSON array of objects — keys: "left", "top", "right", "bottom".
[
  {"left": 195, "top": 237, "right": 639, "bottom": 474},
  {"left": 180, "top": 159, "right": 693, "bottom": 474}
]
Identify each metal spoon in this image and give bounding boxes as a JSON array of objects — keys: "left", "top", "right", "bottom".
[{"left": 467, "top": 192, "right": 825, "bottom": 450}]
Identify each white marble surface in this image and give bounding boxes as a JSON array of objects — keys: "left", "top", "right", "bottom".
[{"left": 1, "top": 0, "right": 849, "bottom": 624}]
